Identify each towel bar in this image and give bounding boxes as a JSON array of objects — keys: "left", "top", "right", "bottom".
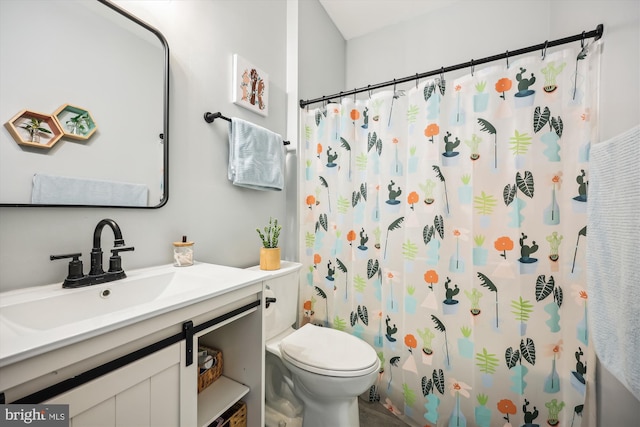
[{"left": 204, "top": 112, "right": 291, "bottom": 146}]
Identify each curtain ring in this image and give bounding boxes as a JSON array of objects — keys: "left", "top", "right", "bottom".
[
  {"left": 542, "top": 40, "right": 548, "bottom": 60},
  {"left": 505, "top": 50, "right": 510, "bottom": 68},
  {"left": 470, "top": 59, "right": 475, "bottom": 76},
  {"left": 368, "top": 84, "right": 372, "bottom": 99},
  {"left": 353, "top": 90, "right": 357, "bottom": 102},
  {"left": 440, "top": 66, "right": 445, "bottom": 81},
  {"left": 339, "top": 91, "right": 343, "bottom": 103},
  {"left": 581, "top": 31, "right": 586, "bottom": 48},
  {"left": 415, "top": 73, "right": 419, "bottom": 88},
  {"left": 393, "top": 79, "right": 397, "bottom": 93}
]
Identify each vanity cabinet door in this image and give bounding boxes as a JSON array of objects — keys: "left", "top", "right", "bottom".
[{"left": 45, "top": 342, "right": 181, "bottom": 427}]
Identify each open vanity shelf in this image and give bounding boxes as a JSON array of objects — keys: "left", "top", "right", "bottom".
[
  {"left": 194, "top": 302, "right": 262, "bottom": 427},
  {"left": 198, "top": 376, "right": 249, "bottom": 426}
]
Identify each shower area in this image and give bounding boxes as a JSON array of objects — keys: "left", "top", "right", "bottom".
[{"left": 298, "top": 19, "right": 604, "bottom": 427}]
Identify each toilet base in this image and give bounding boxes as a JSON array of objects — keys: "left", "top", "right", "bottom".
[
  {"left": 299, "top": 394, "right": 359, "bottom": 427},
  {"left": 265, "top": 404, "right": 303, "bottom": 427}
]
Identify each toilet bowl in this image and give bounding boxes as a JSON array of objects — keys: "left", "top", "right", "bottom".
[
  {"left": 274, "top": 324, "right": 379, "bottom": 427},
  {"left": 266, "top": 324, "right": 379, "bottom": 427},
  {"left": 259, "top": 263, "right": 380, "bottom": 427}
]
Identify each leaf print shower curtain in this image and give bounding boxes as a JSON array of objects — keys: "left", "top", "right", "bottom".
[{"left": 300, "top": 42, "right": 600, "bottom": 427}]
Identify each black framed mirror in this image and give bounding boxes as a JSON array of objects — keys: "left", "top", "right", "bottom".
[{"left": 0, "top": 0, "right": 169, "bottom": 208}]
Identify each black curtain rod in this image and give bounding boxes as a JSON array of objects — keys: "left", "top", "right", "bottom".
[
  {"left": 299, "top": 24, "right": 604, "bottom": 108},
  {"left": 204, "top": 111, "right": 291, "bottom": 145}
]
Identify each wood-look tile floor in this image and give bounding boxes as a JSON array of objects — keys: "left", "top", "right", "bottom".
[{"left": 358, "top": 399, "right": 410, "bottom": 427}]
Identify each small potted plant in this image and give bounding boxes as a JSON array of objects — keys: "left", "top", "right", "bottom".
[
  {"left": 256, "top": 217, "right": 281, "bottom": 270},
  {"left": 66, "top": 112, "right": 91, "bottom": 136},
  {"left": 20, "top": 117, "right": 51, "bottom": 143}
]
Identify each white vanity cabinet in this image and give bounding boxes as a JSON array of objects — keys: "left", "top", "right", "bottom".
[
  {"left": 0, "top": 267, "right": 267, "bottom": 427},
  {"left": 41, "top": 299, "right": 263, "bottom": 427},
  {"left": 45, "top": 342, "right": 182, "bottom": 426}
]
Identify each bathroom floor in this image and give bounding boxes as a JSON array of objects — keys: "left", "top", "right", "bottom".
[{"left": 358, "top": 398, "right": 409, "bottom": 426}]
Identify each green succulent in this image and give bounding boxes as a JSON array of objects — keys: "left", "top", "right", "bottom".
[{"left": 256, "top": 217, "right": 281, "bottom": 248}]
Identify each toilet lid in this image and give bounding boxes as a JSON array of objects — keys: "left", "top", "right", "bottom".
[{"left": 280, "top": 324, "right": 379, "bottom": 377}]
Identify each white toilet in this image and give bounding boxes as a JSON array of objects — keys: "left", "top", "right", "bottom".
[{"left": 260, "top": 262, "right": 380, "bottom": 427}]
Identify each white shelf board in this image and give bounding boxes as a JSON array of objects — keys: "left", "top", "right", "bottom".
[{"left": 197, "top": 375, "right": 249, "bottom": 427}]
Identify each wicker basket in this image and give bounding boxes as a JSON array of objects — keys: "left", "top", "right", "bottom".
[
  {"left": 198, "top": 346, "right": 223, "bottom": 393},
  {"left": 217, "top": 401, "right": 247, "bottom": 427}
]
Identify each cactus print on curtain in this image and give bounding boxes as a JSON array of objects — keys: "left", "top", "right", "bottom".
[{"left": 300, "top": 43, "right": 600, "bottom": 427}]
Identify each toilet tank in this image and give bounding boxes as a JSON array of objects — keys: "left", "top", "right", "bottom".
[{"left": 249, "top": 262, "right": 302, "bottom": 341}]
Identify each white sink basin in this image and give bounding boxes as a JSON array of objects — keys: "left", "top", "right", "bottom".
[
  {"left": 1, "top": 270, "right": 214, "bottom": 330},
  {"left": 0, "top": 262, "right": 267, "bottom": 367}
]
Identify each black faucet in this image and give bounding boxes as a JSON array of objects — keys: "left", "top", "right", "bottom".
[
  {"left": 50, "top": 218, "right": 134, "bottom": 288},
  {"left": 90, "top": 218, "right": 125, "bottom": 275}
]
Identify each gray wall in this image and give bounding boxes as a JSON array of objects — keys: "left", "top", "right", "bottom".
[
  {"left": 298, "top": 0, "right": 346, "bottom": 103},
  {"left": 0, "top": 0, "right": 292, "bottom": 292},
  {"left": 343, "top": 1, "right": 639, "bottom": 425}
]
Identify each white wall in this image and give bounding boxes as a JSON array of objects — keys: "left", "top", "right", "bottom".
[
  {"left": 342, "top": 1, "right": 640, "bottom": 425},
  {"left": 346, "top": 0, "right": 639, "bottom": 141},
  {"left": 0, "top": 0, "right": 293, "bottom": 292}
]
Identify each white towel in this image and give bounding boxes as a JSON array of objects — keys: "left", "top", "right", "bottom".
[
  {"left": 31, "top": 173, "right": 148, "bottom": 206},
  {"left": 228, "top": 118, "right": 284, "bottom": 191},
  {"left": 586, "top": 124, "right": 640, "bottom": 400}
]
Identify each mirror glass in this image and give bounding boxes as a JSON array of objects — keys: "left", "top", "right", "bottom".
[{"left": 0, "top": 0, "right": 169, "bottom": 208}]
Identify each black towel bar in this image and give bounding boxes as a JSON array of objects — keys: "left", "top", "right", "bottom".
[{"left": 204, "top": 112, "right": 290, "bottom": 145}]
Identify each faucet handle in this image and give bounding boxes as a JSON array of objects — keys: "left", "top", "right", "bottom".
[
  {"left": 50, "top": 253, "right": 84, "bottom": 280},
  {"left": 110, "top": 246, "right": 135, "bottom": 257},
  {"left": 108, "top": 247, "right": 135, "bottom": 272},
  {"left": 50, "top": 252, "right": 82, "bottom": 260}
]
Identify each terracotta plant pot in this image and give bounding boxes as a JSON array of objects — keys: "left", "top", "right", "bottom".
[{"left": 260, "top": 247, "right": 281, "bottom": 270}]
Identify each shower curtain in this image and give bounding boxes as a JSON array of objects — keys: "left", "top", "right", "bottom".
[{"left": 300, "top": 43, "right": 600, "bottom": 427}]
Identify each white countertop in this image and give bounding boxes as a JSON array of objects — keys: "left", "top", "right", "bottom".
[{"left": 0, "top": 262, "right": 275, "bottom": 368}]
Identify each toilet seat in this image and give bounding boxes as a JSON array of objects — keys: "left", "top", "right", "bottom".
[{"left": 280, "top": 324, "right": 379, "bottom": 377}]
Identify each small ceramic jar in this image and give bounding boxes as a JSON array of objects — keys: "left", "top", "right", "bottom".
[{"left": 173, "top": 236, "right": 194, "bottom": 267}]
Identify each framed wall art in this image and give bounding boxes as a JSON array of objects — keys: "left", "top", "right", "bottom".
[{"left": 232, "top": 54, "right": 269, "bottom": 117}]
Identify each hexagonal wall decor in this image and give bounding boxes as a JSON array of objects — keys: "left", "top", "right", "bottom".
[
  {"left": 4, "top": 109, "right": 64, "bottom": 149},
  {"left": 53, "top": 104, "right": 97, "bottom": 140}
]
